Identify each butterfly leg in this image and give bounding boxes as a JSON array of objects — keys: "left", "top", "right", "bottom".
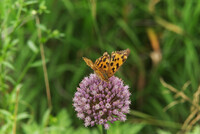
[{"left": 97, "top": 80, "right": 103, "bottom": 87}]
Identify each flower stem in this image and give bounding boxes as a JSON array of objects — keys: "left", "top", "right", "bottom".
[{"left": 102, "top": 125, "right": 107, "bottom": 134}]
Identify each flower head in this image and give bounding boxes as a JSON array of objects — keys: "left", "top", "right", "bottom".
[{"left": 73, "top": 73, "right": 131, "bottom": 129}]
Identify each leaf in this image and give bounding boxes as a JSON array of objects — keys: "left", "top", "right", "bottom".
[
  {"left": 17, "top": 112, "right": 30, "bottom": 121},
  {"left": 41, "top": 109, "right": 51, "bottom": 127},
  {"left": 5, "top": 75, "right": 16, "bottom": 85},
  {"left": 2, "top": 61, "right": 15, "bottom": 70},
  {"left": 37, "top": 24, "right": 47, "bottom": 32},
  {"left": 189, "top": 125, "right": 200, "bottom": 134},
  {"left": 30, "top": 59, "right": 49, "bottom": 67},
  {"left": 57, "top": 110, "right": 71, "bottom": 127},
  {"left": 0, "top": 109, "right": 12, "bottom": 119},
  {"left": 24, "top": 0, "right": 38, "bottom": 5},
  {"left": 157, "top": 129, "right": 172, "bottom": 134},
  {"left": 27, "top": 40, "right": 38, "bottom": 53},
  {"left": 109, "top": 122, "right": 145, "bottom": 134},
  {"left": 11, "top": 39, "right": 19, "bottom": 46}
]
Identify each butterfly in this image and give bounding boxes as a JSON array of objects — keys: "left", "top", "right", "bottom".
[{"left": 82, "top": 48, "right": 130, "bottom": 82}]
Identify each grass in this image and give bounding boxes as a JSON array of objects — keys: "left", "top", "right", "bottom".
[{"left": 0, "top": 0, "right": 200, "bottom": 133}]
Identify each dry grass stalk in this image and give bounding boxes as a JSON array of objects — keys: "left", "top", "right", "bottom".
[{"left": 160, "top": 78, "right": 200, "bottom": 133}]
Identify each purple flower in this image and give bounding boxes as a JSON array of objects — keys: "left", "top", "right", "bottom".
[{"left": 73, "top": 73, "right": 131, "bottom": 129}]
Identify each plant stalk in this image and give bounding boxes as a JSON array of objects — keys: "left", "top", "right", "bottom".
[
  {"left": 13, "top": 86, "right": 20, "bottom": 134},
  {"left": 102, "top": 125, "right": 107, "bottom": 134},
  {"left": 35, "top": 15, "right": 52, "bottom": 109}
]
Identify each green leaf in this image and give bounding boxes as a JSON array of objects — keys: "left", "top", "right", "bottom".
[
  {"left": 30, "top": 59, "right": 49, "bottom": 67},
  {"left": 157, "top": 129, "right": 172, "bottom": 134},
  {"left": 0, "top": 109, "right": 12, "bottom": 118},
  {"left": 24, "top": 0, "right": 38, "bottom": 5},
  {"left": 17, "top": 112, "right": 30, "bottom": 121},
  {"left": 5, "top": 75, "right": 16, "bottom": 85},
  {"left": 189, "top": 125, "right": 200, "bottom": 134},
  {"left": 27, "top": 40, "right": 38, "bottom": 53},
  {"left": 37, "top": 24, "right": 47, "bottom": 31},
  {"left": 2, "top": 61, "right": 15, "bottom": 70},
  {"left": 41, "top": 109, "right": 51, "bottom": 127}
]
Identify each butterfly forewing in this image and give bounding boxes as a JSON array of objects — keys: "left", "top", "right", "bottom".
[
  {"left": 94, "top": 52, "right": 110, "bottom": 73},
  {"left": 82, "top": 57, "right": 95, "bottom": 70},
  {"left": 107, "top": 49, "right": 130, "bottom": 78}
]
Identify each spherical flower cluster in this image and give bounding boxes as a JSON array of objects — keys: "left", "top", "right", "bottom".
[{"left": 73, "top": 73, "right": 131, "bottom": 129}]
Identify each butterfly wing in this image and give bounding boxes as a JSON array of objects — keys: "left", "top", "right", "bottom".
[
  {"left": 94, "top": 52, "right": 110, "bottom": 81},
  {"left": 94, "top": 52, "right": 110, "bottom": 72},
  {"left": 83, "top": 52, "right": 110, "bottom": 81},
  {"left": 83, "top": 49, "right": 130, "bottom": 82},
  {"left": 107, "top": 48, "right": 130, "bottom": 78},
  {"left": 82, "top": 57, "right": 95, "bottom": 70}
]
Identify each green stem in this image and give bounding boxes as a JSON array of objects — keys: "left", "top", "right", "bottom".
[{"left": 102, "top": 125, "right": 107, "bottom": 134}]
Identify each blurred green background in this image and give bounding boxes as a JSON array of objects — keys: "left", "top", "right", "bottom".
[{"left": 0, "top": 0, "right": 200, "bottom": 133}]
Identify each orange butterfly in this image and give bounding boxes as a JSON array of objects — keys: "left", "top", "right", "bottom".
[{"left": 83, "top": 49, "right": 130, "bottom": 82}]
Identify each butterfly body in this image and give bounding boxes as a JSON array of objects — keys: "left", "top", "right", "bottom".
[{"left": 83, "top": 49, "right": 130, "bottom": 82}]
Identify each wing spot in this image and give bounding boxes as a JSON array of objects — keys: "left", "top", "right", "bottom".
[
  {"left": 100, "top": 64, "right": 103, "bottom": 68},
  {"left": 112, "top": 67, "right": 115, "bottom": 72},
  {"left": 104, "top": 65, "right": 107, "bottom": 68},
  {"left": 103, "top": 58, "right": 106, "bottom": 62},
  {"left": 97, "top": 59, "right": 102, "bottom": 65},
  {"left": 110, "top": 62, "right": 113, "bottom": 66},
  {"left": 117, "top": 58, "right": 119, "bottom": 60},
  {"left": 116, "top": 63, "right": 119, "bottom": 68}
]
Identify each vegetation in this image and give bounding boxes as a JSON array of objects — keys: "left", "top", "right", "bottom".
[{"left": 0, "top": 0, "right": 200, "bottom": 133}]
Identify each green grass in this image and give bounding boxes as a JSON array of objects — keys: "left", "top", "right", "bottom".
[{"left": 0, "top": 0, "right": 200, "bottom": 134}]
